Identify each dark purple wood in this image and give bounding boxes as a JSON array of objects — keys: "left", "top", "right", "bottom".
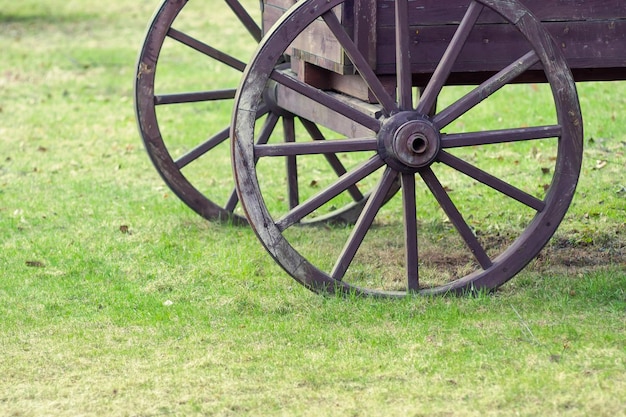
[
  {"left": 154, "top": 89, "right": 236, "bottom": 105},
  {"left": 265, "top": 1, "right": 352, "bottom": 74},
  {"left": 299, "top": 118, "right": 365, "bottom": 201},
  {"left": 275, "top": 156, "right": 385, "bottom": 231},
  {"left": 354, "top": 0, "right": 378, "bottom": 70},
  {"left": 395, "top": 0, "right": 413, "bottom": 110},
  {"left": 175, "top": 125, "right": 230, "bottom": 169},
  {"left": 374, "top": 21, "right": 626, "bottom": 78},
  {"left": 266, "top": 0, "right": 626, "bottom": 82},
  {"left": 322, "top": 9, "right": 398, "bottom": 115},
  {"left": 379, "top": 0, "right": 626, "bottom": 76},
  {"left": 270, "top": 70, "right": 381, "bottom": 132},
  {"left": 331, "top": 167, "right": 397, "bottom": 280},
  {"left": 441, "top": 125, "right": 562, "bottom": 148},
  {"left": 167, "top": 28, "right": 247, "bottom": 72},
  {"left": 255, "top": 138, "right": 378, "bottom": 157},
  {"left": 420, "top": 167, "right": 493, "bottom": 270},
  {"left": 174, "top": 106, "right": 269, "bottom": 169},
  {"left": 224, "top": 0, "right": 262, "bottom": 41},
  {"left": 436, "top": 151, "right": 546, "bottom": 212},
  {"left": 416, "top": 1, "right": 484, "bottom": 114},
  {"left": 225, "top": 188, "right": 239, "bottom": 212},
  {"left": 401, "top": 172, "right": 419, "bottom": 291},
  {"left": 283, "top": 117, "right": 299, "bottom": 209},
  {"left": 375, "top": 0, "right": 626, "bottom": 25},
  {"left": 256, "top": 113, "right": 281, "bottom": 148},
  {"left": 433, "top": 50, "right": 539, "bottom": 128}
]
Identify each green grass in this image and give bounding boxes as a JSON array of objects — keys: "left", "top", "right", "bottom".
[{"left": 1, "top": 1, "right": 625, "bottom": 416}]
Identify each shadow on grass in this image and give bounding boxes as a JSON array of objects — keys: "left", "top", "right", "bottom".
[{"left": 0, "top": 11, "right": 98, "bottom": 25}]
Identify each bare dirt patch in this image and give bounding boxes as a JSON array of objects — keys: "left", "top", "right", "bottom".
[{"left": 355, "top": 224, "right": 626, "bottom": 291}]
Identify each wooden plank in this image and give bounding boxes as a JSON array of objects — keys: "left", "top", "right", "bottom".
[
  {"left": 354, "top": 0, "right": 378, "bottom": 69},
  {"left": 292, "top": 57, "right": 395, "bottom": 102},
  {"left": 375, "top": 0, "right": 626, "bottom": 75},
  {"left": 375, "top": 0, "right": 626, "bottom": 25},
  {"left": 265, "top": 0, "right": 626, "bottom": 26},
  {"left": 273, "top": 73, "right": 382, "bottom": 138},
  {"left": 263, "top": 1, "right": 354, "bottom": 74},
  {"left": 373, "top": 20, "right": 626, "bottom": 75}
]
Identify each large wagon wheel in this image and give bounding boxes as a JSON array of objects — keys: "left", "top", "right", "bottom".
[
  {"left": 135, "top": 0, "right": 377, "bottom": 224},
  {"left": 231, "top": 0, "right": 583, "bottom": 296}
]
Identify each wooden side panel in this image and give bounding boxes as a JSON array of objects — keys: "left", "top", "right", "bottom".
[
  {"left": 373, "top": 0, "right": 626, "bottom": 75},
  {"left": 375, "top": 0, "right": 626, "bottom": 24},
  {"left": 374, "top": 19, "right": 626, "bottom": 75},
  {"left": 263, "top": 0, "right": 353, "bottom": 74},
  {"left": 262, "top": 0, "right": 626, "bottom": 82}
]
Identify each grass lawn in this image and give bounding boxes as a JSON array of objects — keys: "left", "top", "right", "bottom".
[{"left": 1, "top": 1, "right": 625, "bottom": 416}]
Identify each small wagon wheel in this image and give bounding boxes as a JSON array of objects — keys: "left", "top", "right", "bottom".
[
  {"left": 231, "top": 0, "right": 583, "bottom": 295},
  {"left": 135, "top": 0, "right": 379, "bottom": 224}
]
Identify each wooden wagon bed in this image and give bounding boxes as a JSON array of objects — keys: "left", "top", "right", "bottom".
[{"left": 264, "top": 0, "right": 626, "bottom": 101}]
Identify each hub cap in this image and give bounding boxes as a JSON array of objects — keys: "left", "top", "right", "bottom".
[{"left": 378, "top": 112, "right": 442, "bottom": 173}]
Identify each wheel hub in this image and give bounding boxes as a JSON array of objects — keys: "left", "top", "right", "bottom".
[{"left": 378, "top": 112, "right": 441, "bottom": 173}]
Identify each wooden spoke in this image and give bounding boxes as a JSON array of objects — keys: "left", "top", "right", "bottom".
[
  {"left": 254, "top": 138, "right": 377, "bottom": 157},
  {"left": 276, "top": 156, "right": 385, "bottom": 231},
  {"left": 420, "top": 168, "right": 492, "bottom": 270},
  {"left": 434, "top": 51, "right": 540, "bottom": 128},
  {"left": 270, "top": 70, "right": 381, "bottom": 132},
  {"left": 299, "top": 118, "right": 365, "bottom": 202},
  {"left": 437, "top": 151, "right": 546, "bottom": 211},
  {"left": 176, "top": 107, "right": 270, "bottom": 169},
  {"left": 441, "top": 125, "right": 561, "bottom": 148},
  {"left": 401, "top": 173, "right": 419, "bottom": 291},
  {"left": 255, "top": 112, "right": 281, "bottom": 148},
  {"left": 175, "top": 125, "right": 229, "bottom": 169},
  {"left": 395, "top": 0, "right": 413, "bottom": 110},
  {"left": 224, "top": 0, "right": 262, "bottom": 42},
  {"left": 417, "top": 1, "right": 484, "bottom": 115},
  {"left": 322, "top": 10, "right": 398, "bottom": 115},
  {"left": 284, "top": 117, "right": 299, "bottom": 209},
  {"left": 225, "top": 188, "right": 239, "bottom": 212},
  {"left": 331, "top": 168, "right": 398, "bottom": 281},
  {"left": 155, "top": 89, "right": 236, "bottom": 105},
  {"left": 168, "top": 27, "right": 247, "bottom": 72}
]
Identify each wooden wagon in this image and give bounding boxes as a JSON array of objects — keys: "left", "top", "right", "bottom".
[{"left": 135, "top": 0, "right": 624, "bottom": 296}]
